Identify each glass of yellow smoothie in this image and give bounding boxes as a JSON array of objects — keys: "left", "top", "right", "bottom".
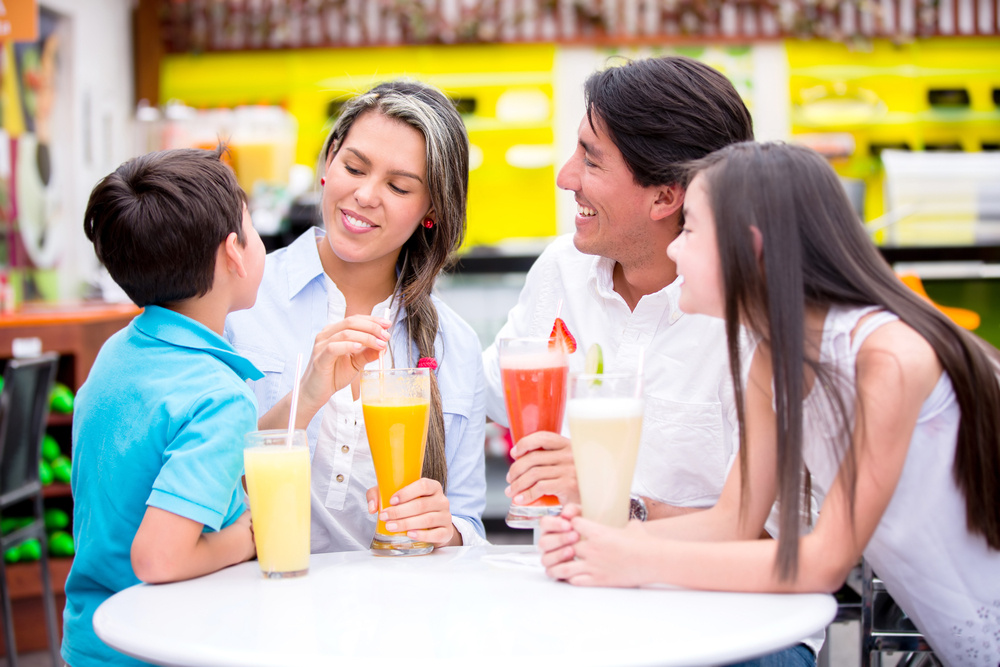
[
  {"left": 361, "top": 367, "right": 433, "bottom": 556},
  {"left": 567, "top": 373, "right": 644, "bottom": 528},
  {"left": 243, "top": 429, "right": 311, "bottom": 578}
]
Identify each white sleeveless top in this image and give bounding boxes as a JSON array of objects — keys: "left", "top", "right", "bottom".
[{"left": 802, "top": 304, "right": 1000, "bottom": 666}]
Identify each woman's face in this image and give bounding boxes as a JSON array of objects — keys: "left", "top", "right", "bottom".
[
  {"left": 319, "top": 111, "right": 432, "bottom": 275},
  {"left": 667, "top": 173, "right": 725, "bottom": 319}
]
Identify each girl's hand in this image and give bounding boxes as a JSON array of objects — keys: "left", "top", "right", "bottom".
[
  {"left": 366, "top": 479, "right": 460, "bottom": 548},
  {"left": 299, "top": 315, "right": 390, "bottom": 414},
  {"left": 543, "top": 513, "right": 651, "bottom": 588},
  {"left": 538, "top": 503, "right": 583, "bottom": 570}
]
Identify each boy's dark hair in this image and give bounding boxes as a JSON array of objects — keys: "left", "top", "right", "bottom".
[
  {"left": 84, "top": 147, "right": 247, "bottom": 307},
  {"left": 584, "top": 56, "right": 754, "bottom": 189}
]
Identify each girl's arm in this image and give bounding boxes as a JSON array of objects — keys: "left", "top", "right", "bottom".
[
  {"left": 544, "top": 322, "right": 941, "bottom": 592},
  {"left": 257, "top": 315, "right": 390, "bottom": 430},
  {"left": 131, "top": 507, "right": 255, "bottom": 584}
]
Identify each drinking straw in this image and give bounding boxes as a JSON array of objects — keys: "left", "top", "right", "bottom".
[
  {"left": 286, "top": 353, "right": 304, "bottom": 448},
  {"left": 379, "top": 307, "right": 391, "bottom": 398},
  {"left": 378, "top": 307, "right": 391, "bottom": 372}
]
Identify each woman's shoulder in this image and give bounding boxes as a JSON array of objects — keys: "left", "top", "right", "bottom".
[{"left": 430, "top": 293, "right": 481, "bottom": 354}]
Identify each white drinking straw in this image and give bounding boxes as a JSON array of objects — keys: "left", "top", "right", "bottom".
[
  {"left": 378, "top": 307, "right": 391, "bottom": 398},
  {"left": 378, "top": 307, "right": 391, "bottom": 372},
  {"left": 286, "top": 352, "right": 304, "bottom": 448}
]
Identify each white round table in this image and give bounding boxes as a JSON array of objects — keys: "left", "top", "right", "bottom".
[{"left": 94, "top": 545, "right": 835, "bottom": 667}]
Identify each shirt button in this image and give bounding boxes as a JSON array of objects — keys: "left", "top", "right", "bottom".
[
  {"left": 341, "top": 445, "right": 350, "bottom": 453},
  {"left": 669, "top": 310, "right": 682, "bottom": 324},
  {"left": 336, "top": 474, "right": 345, "bottom": 483}
]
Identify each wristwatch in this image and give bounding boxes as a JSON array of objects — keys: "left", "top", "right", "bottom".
[{"left": 628, "top": 495, "right": 648, "bottom": 522}]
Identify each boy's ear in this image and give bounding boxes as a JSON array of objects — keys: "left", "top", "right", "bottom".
[
  {"left": 650, "top": 184, "right": 684, "bottom": 222},
  {"left": 222, "top": 232, "right": 247, "bottom": 279}
]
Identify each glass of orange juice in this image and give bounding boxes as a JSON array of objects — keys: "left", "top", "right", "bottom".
[
  {"left": 361, "top": 367, "right": 433, "bottom": 556},
  {"left": 499, "top": 337, "right": 568, "bottom": 528},
  {"left": 243, "top": 429, "right": 311, "bottom": 578}
]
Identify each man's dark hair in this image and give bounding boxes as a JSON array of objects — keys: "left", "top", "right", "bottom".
[
  {"left": 84, "top": 147, "right": 247, "bottom": 307},
  {"left": 584, "top": 56, "right": 754, "bottom": 188}
]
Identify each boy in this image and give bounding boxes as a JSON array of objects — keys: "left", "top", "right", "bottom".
[{"left": 62, "top": 147, "right": 265, "bottom": 666}]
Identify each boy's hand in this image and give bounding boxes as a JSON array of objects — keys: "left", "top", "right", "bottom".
[
  {"left": 367, "top": 480, "right": 461, "bottom": 548},
  {"left": 299, "top": 315, "right": 390, "bottom": 414},
  {"left": 505, "top": 431, "right": 580, "bottom": 505},
  {"left": 234, "top": 510, "right": 256, "bottom": 562}
]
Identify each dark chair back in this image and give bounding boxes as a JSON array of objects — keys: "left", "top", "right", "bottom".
[{"left": 0, "top": 353, "right": 58, "bottom": 507}]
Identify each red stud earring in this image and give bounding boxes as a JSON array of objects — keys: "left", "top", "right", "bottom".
[
  {"left": 422, "top": 219, "right": 435, "bottom": 229},
  {"left": 320, "top": 177, "right": 326, "bottom": 186}
]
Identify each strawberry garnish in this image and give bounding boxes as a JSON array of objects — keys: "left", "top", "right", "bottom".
[{"left": 548, "top": 317, "right": 577, "bottom": 354}]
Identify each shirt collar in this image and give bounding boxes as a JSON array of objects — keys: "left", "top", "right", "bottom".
[
  {"left": 134, "top": 306, "right": 264, "bottom": 381},
  {"left": 586, "top": 253, "right": 684, "bottom": 317},
  {"left": 284, "top": 227, "right": 328, "bottom": 301}
]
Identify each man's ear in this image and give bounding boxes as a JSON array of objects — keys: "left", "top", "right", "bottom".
[
  {"left": 651, "top": 184, "right": 684, "bottom": 221},
  {"left": 749, "top": 225, "right": 764, "bottom": 261},
  {"left": 223, "top": 232, "right": 247, "bottom": 279}
]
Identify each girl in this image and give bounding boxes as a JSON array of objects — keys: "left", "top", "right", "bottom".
[
  {"left": 539, "top": 142, "right": 1000, "bottom": 666},
  {"left": 226, "top": 80, "right": 486, "bottom": 552}
]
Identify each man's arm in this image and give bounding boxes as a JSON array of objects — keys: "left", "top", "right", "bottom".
[{"left": 131, "top": 507, "right": 255, "bottom": 584}]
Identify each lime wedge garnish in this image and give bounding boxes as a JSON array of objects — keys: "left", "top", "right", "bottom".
[{"left": 584, "top": 343, "right": 603, "bottom": 374}]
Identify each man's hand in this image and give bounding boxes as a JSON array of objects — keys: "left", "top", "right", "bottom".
[{"left": 505, "top": 431, "right": 579, "bottom": 505}]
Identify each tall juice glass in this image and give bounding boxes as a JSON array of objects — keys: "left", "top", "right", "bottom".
[
  {"left": 499, "top": 336, "right": 568, "bottom": 528},
  {"left": 567, "top": 373, "right": 644, "bottom": 527},
  {"left": 243, "top": 429, "right": 311, "bottom": 578},
  {"left": 361, "top": 368, "right": 433, "bottom": 556}
]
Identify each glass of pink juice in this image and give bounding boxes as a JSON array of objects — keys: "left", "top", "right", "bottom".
[{"left": 498, "top": 337, "right": 568, "bottom": 528}]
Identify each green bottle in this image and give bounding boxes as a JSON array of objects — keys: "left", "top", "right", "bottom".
[
  {"left": 19, "top": 539, "right": 41, "bottom": 561},
  {"left": 44, "top": 508, "right": 69, "bottom": 531},
  {"left": 42, "top": 434, "right": 61, "bottom": 462},
  {"left": 51, "top": 455, "right": 72, "bottom": 484},
  {"left": 39, "top": 460, "right": 53, "bottom": 485},
  {"left": 49, "top": 531, "right": 75, "bottom": 557},
  {"left": 49, "top": 383, "right": 74, "bottom": 414}
]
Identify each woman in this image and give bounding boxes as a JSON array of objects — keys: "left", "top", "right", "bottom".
[
  {"left": 226, "top": 80, "right": 486, "bottom": 552},
  {"left": 540, "top": 142, "right": 1000, "bottom": 666}
]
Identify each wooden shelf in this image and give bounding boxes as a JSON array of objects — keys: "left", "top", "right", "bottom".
[
  {"left": 0, "top": 558, "right": 71, "bottom": 656},
  {"left": 1, "top": 302, "right": 136, "bottom": 657},
  {"left": 47, "top": 413, "right": 73, "bottom": 427},
  {"left": 42, "top": 484, "right": 72, "bottom": 499}
]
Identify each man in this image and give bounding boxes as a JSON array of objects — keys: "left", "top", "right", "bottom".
[
  {"left": 484, "top": 56, "right": 752, "bottom": 521},
  {"left": 482, "top": 56, "right": 819, "bottom": 667}
]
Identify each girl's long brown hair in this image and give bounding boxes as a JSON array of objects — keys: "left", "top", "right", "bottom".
[
  {"left": 323, "top": 80, "right": 469, "bottom": 490},
  {"left": 687, "top": 142, "right": 1000, "bottom": 579}
]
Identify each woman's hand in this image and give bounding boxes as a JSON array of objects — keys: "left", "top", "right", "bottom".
[
  {"left": 366, "top": 479, "right": 461, "bottom": 548},
  {"left": 542, "top": 506, "right": 652, "bottom": 588},
  {"left": 506, "top": 431, "right": 580, "bottom": 505},
  {"left": 298, "top": 315, "right": 390, "bottom": 416}
]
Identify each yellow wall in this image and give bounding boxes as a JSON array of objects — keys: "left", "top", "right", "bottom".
[
  {"left": 787, "top": 38, "right": 1000, "bottom": 222},
  {"left": 161, "top": 44, "right": 558, "bottom": 247}
]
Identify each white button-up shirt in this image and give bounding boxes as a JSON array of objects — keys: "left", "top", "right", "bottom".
[
  {"left": 226, "top": 228, "right": 487, "bottom": 553},
  {"left": 483, "top": 234, "right": 737, "bottom": 508}
]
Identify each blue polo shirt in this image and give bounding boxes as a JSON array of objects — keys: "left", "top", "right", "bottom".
[{"left": 62, "top": 306, "right": 263, "bottom": 667}]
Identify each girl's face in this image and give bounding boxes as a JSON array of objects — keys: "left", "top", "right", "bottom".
[
  {"left": 666, "top": 173, "right": 725, "bottom": 319},
  {"left": 320, "top": 111, "right": 432, "bottom": 275}
]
